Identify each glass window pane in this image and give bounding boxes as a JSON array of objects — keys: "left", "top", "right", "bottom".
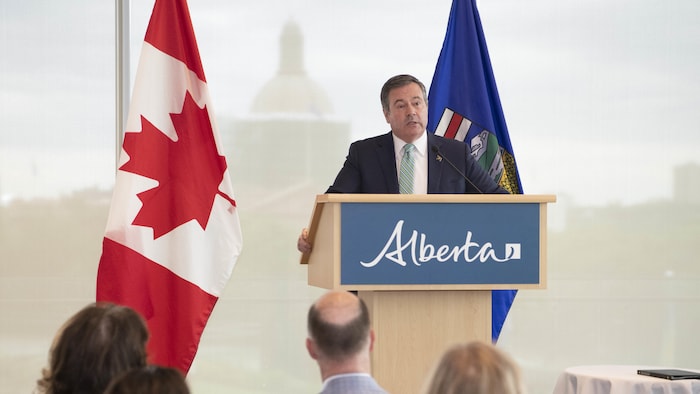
[
  {"left": 0, "top": 1, "right": 115, "bottom": 393},
  {"left": 2, "top": 1, "right": 699, "bottom": 393}
]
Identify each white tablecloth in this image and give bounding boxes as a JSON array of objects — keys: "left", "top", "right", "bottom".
[{"left": 552, "top": 365, "right": 700, "bottom": 394}]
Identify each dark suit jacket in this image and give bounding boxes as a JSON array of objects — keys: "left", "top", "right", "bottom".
[{"left": 327, "top": 131, "right": 507, "bottom": 194}]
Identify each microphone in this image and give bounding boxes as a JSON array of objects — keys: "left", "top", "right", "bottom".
[{"left": 431, "top": 145, "right": 483, "bottom": 194}]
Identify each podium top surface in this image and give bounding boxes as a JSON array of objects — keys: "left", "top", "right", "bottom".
[{"left": 314, "top": 193, "right": 556, "bottom": 204}]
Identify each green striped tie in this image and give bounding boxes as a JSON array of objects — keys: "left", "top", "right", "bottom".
[{"left": 399, "top": 143, "right": 415, "bottom": 194}]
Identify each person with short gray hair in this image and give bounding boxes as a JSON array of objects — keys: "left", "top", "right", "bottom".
[{"left": 306, "top": 290, "right": 387, "bottom": 394}]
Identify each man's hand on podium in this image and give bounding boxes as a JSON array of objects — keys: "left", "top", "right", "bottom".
[{"left": 297, "top": 228, "right": 312, "bottom": 254}]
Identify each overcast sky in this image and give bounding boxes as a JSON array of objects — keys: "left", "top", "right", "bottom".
[{"left": 2, "top": 0, "right": 699, "bottom": 205}]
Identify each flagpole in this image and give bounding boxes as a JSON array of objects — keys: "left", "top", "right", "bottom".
[{"left": 115, "top": 0, "right": 130, "bottom": 167}]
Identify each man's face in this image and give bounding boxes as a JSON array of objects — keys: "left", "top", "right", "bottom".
[{"left": 383, "top": 82, "right": 428, "bottom": 143}]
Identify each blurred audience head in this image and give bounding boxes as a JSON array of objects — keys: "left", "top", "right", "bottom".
[
  {"left": 104, "top": 365, "right": 190, "bottom": 394},
  {"left": 306, "top": 290, "right": 372, "bottom": 365},
  {"left": 36, "top": 302, "right": 149, "bottom": 394},
  {"left": 423, "top": 341, "right": 526, "bottom": 394}
]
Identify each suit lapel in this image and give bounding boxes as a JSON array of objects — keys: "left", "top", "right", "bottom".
[
  {"left": 427, "top": 133, "right": 443, "bottom": 193},
  {"left": 375, "top": 132, "right": 400, "bottom": 193}
]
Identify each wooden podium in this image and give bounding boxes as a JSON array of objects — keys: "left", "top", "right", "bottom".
[{"left": 301, "top": 194, "right": 555, "bottom": 394}]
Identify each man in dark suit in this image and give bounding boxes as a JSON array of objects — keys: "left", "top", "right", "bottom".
[
  {"left": 327, "top": 74, "right": 505, "bottom": 195},
  {"left": 306, "top": 290, "right": 387, "bottom": 394},
  {"left": 298, "top": 74, "right": 506, "bottom": 252}
]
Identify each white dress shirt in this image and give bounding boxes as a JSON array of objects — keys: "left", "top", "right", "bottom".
[{"left": 392, "top": 131, "right": 428, "bottom": 194}]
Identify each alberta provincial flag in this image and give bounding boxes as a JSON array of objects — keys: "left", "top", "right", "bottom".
[
  {"left": 427, "top": 0, "right": 522, "bottom": 342},
  {"left": 97, "top": 0, "right": 242, "bottom": 373}
]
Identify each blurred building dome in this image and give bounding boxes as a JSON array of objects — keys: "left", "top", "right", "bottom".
[{"left": 250, "top": 20, "right": 333, "bottom": 115}]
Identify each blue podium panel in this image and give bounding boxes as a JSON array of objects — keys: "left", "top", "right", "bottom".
[{"left": 340, "top": 202, "right": 540, "bottom": 286}]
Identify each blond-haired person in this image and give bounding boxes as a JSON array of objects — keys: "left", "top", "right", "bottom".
[{"left": 423, "top": 341, "right": 526, "bottom": 394}]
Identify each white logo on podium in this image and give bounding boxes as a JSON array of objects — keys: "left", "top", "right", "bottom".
[{"left": 360, "top": 220, "right": 522, "bottom": 268}]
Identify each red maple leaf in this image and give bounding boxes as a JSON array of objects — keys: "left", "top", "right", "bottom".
[{"left": 120, "top": 91, "right": 235, "bottom": 239}]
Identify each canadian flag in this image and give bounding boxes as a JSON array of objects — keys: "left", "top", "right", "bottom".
[{"left": 97, "top": 0, "right": 242, "bottom": 374}]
